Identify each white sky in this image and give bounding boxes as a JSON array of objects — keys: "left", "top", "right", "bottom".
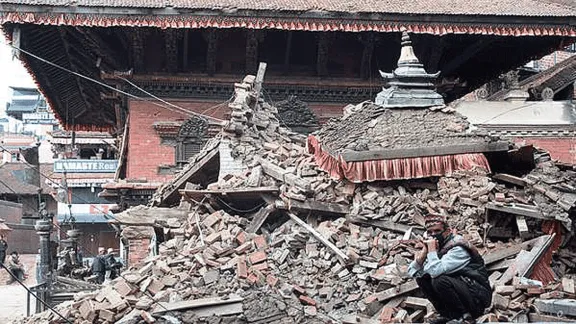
[{"left": 0, "top": 38, "right": 36, "bottom": 117}]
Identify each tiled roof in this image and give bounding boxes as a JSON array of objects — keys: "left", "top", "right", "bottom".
[
  {"left": 1, "top": 0, "right": 575, "bottom": 17},
  {"left": 6, "top": 99, "right": 38, "bottom": 112},
  {"left": 0, "top": 162, "right": 53, "bottom": 195}
]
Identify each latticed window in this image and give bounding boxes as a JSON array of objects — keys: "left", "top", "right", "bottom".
[
  {"left": 175, "top": 116, "right": 208, "bottom": 167},
  {"left": 176, "top": 141, "right": 203, "bottom": 164}
]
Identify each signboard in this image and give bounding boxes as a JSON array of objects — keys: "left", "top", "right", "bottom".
[
  {"left": 54, "top": 159, "right": 118, "bottom": 173},
  {"left": 57, "top": 203, "right": 116, "bottom": 215},
  {"left": 57, "top": 203, "right": 116, "bottom": 223}
]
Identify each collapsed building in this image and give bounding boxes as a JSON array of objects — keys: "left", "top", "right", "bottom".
[{"left": 15, "top": 35, "right": 576, "bottom": 324}]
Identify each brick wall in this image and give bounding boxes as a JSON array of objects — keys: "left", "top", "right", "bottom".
[
  {"left": 127, "top": 99, "right": 347, "bottom": 182},
  {"left": 127, "top": 99, "right": 229, "bottom": 182},
  {"left": 127, "top": 238, "right": 150, "bottom": 267},
  {"left": 513, "top": 137, "right": 576, "bottom": 164},
  {"left": 0, "top": 200, "right": 39, "bottom": 254}
]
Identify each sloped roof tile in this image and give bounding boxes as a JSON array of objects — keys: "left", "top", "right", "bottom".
[{"left": 0, "top": 0, "right": 575, "bottom": 17}]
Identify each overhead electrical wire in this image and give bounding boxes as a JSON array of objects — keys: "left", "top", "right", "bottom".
[{"left": 7, "top": 42, "right": 225, "bottom": 124}]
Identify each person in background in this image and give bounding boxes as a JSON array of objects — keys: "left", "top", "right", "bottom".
[
  {"left": 7, "top": 251, "right": 25, "bottom": 283},
  {"left": 408, "top": 213, "right": 492, "bottom": 324},
  {"left": 90, "top": 247, "right": 107, "bottom": 284},
  {"left": 104, "top": 248, "right": 119, "bottom": 281},
  {"left": 0, "top": 235, "right": 7, "bottom": 264}
]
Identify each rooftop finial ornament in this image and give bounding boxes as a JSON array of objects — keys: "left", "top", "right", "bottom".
[{"left": 375, "top": 31, "right": 444, "bottom": 109}]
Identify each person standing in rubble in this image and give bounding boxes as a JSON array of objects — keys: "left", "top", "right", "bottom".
[
  {"left": 90, "top": 247, "right": 107, "bottom": 284},
  {"left": 408, "top": 214, "right": 492, "bottom": 324},
  {"left": 104, "top": 248, "right": 122, "bottom": 281}
]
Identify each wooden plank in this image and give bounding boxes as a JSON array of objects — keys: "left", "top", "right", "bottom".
[
  {"left": 486, "top": 202, "right": 551, "bottom": 220},
  {"left": 487, "top": 259, "right": 514, "bottom": 272},
  {"left": 375, "top": 280, "right": 419, "bottom": 302},
  {"left": 483, "top": 235, "right": 543, "bottom": 265},
  {"left": 339, "top": 141, "right": 509, "bottom": 162},
  {"left": 519, "top": 233, "right": 556, "bottom": 279},
  {"left": 153, "top": 295, "right": 243, "bottom": 314},
  {"left": 286, "top": 212, "right": 349, "bottom": 263},
  {"left": 492, "top": 173, "right": 526, "bottom": 187},
  {"left": 495, "top": 250, "right": 533, "bottom": 286},
  {"left": 190, "top": 302, "right": 243, "bottom": 317},
  {"left": 180, "top": 186, "right": 278, "bottom": 197},
  {"left": 161, "top": 145, "right": 219, "bottom": 204},
  {"left": 516, "top": 216, "right": 529, "bottom": 238},
  {"left": 347, "top": 216, "right": 424, "bottom": 235},
  {"left": 528, "top": 312, "right": 576, "bottom": 322},
  {"left": 275, "top": 199, "right": 349, "bottom": 215},
  {"left": 245, "top": 204, "right": 276, "bottom": 234}
]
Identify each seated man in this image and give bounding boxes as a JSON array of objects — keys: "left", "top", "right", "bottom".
[
  {"left": 408, "top": 214, "right": 492, "bottom": 324},
  {"left": 7, "top": 251, "right": 25, "bottom": 283}
]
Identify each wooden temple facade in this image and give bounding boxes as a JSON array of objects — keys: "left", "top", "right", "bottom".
[{"left": 1, "top": 0, "right": 575, "bottom": 208}]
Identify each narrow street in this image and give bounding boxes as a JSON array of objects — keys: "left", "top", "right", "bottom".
[{"left": 0, "top": 254, "right": 38, "bottom": 323}]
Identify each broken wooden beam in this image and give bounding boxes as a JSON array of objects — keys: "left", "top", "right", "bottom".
[
  {"left": 339, "top": 141, "right": 509, "bottom": 162},
  {"left": 347, "top": 216, "right": 424, "bottom": 235},
  {"left": 275, "top": 199, "right": 349, "bottom": 216},
  {"left": 486, "top": 202, "right": 551, "bottom": 220},
  {"left": 180, "top": 186, "right": 279, "bottom": 201},
  {"left": 152, "top": 294, "right": 243, "bottom": 315},
  {"left": 159, "top": 144, "right": 219, "bottom": 205},
  {"left": 245, "top": 204, "right": 276, "bottom": 233},
  {"left": 492, "top": 173, "right": 526, "bottom": 187},
  {"left": 286, "top": 212, "right": 349, "bottom": 263},
  {"left": 483, "top": 235, "right": 542, "bottom": 265},
  {"left": 369, "top": 280, "right": 419, "bottom": 303}
]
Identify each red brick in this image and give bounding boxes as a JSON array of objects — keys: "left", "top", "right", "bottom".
[
  {"left": 253, "top": 235, "right": 267, "bottom": 249},
  {"left": 299, "top": 295, "right": 317, "bottom": 306},
  {"left": 266, "top": 274, "right": 278, "bottom": 287},
  {"left": 237, "top": 257, "right": 248, "bottom": 279},
  {"left": 247, "top": 273, "right": 259, "bottom": 284},
  {"left": 292, "top": 285, "right": 306, "bottom": 296},
  {"left": 236, "top": 231, "right": 247, "bottom": 245},
  {"left": 251, "top": 262, "right": 269, "bottom": 272},
  {"left": 379, "top": 307, "right": 395, "bottom": 322},
  {"left": 249, "top": 251, "right": 267, "bottom": 264}
]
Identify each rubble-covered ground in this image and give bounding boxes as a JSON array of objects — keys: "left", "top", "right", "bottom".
[{"left": 16, "top": 76, "right": 576, "bottom": 324}]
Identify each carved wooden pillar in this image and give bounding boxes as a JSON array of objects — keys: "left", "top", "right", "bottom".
[
  {"left": 359, "top": 33, "right": 376, "bottom": 80},
  {"left": 131, "top": 29, "right": 145, "bottom": 73},
  {"left": 204, "top": 29, "right": 219, "bottom": 76},
  {"left": 165, "top": 29, "right": 179, "bottom": 73},
  {"left": 182, "top": 29, "right": 189, "bottom": 71},
  {"left": 245, "top": 30, "right": 263, "bottom": 73},
  {"left": 283, "top": 32, "right": 293, "bottom": 75},
  {"left": 316, "top": 33, "right": 330, "bottom": 77}
]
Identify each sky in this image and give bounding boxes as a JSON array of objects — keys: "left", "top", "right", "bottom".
[{"left": 0, "top": 38, "right": 36, "bottom": 117}]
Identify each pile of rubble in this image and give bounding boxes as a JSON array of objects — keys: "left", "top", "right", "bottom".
[{"left": 17, "top": 71, "right": 576, "bottom": 324}]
